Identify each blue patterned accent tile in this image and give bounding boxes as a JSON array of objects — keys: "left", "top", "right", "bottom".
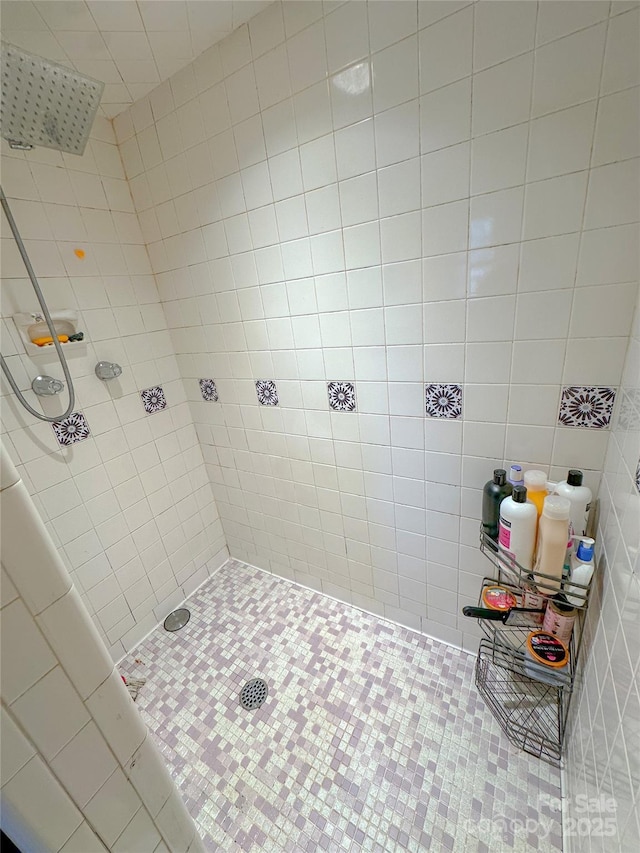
[
  {"left": 199, "top": 379, "right": 219, "bottom": 402},
  {"left": 140, "top": 386, "right": 167, "bottom": 414},
  {"left": 52, "top": 411, "right": 91, "bottom": 446},
  {"left": 256, "top": 380, "right": 278, "bottom": 406},
  {"left": 425, "top": 383, "right": 462, "bottom": 419},
  {"left": 558, "top": 386, "right": 616, "bottom": 429},
  {"left": 327, "top": 381, "right": 356, "bottom": 412}
]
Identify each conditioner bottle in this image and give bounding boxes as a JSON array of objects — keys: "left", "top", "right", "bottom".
[{"left": 533, "top": 495, "right": 571, "bottom": 594}]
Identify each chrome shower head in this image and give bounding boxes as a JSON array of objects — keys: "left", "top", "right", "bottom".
[{"left": 1, "top": 41, "right": 104, "bottom": 155}]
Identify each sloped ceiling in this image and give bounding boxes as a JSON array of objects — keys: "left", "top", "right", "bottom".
[{"left": 1, "top": 0, "right": 271, "bottom": 117}]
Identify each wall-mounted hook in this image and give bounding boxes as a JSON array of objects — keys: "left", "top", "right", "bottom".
[{"left": 95, "top": 361, "right": 122, "bottom": 381}]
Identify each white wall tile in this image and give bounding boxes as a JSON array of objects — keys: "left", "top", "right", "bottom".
[
  {"left": 527, "top": 102, "right": 597, "bottom": 182},
  {"left": 471, "top": 123, "right": 528, "bottom": 195},
  {"left": 472, "top": 53, "right": 533, "bottom": 136},
  {"left": 2, "top": 756, "right": 83, "bottom": 850},
  {"left": 584, "top": 159, "right": 640, "bottom": 230},
  {"left": 0, "top": 706, "right": 36, "bottom": 783},
  {"left": 601, "top": 7, "right": 640, "bottom": 95},
  {"left": 1, "top": 599, "right": 56, "bottom": 704},
  {"left": 84, "top": 768, "right": 142, "bottom": 848},
  {"left": 10, "top": 666, "right": 90, "bottom": 761},
  {"left": 523, "top": 172, "right": 588, "bottom": 240},
  {"left": 419, "top": 7, "right": 472, "bottom": 94},
  {"left": 51, "top": 721, "right": 118, "bottom": 808},
  {"left": 473, "top": 0, "right": 536, "bottom": 71},
  {"left": 532, "top": 24, "right": 607, "bottom": 116}
]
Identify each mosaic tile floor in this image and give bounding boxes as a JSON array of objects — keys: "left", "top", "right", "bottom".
[{"left": 124, "top": 561, "right": 563, "bottom": 852}]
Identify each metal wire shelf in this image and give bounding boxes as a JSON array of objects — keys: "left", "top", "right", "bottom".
[
  {"left": 472, "top": 522, "right": 596, "bottom": 766},
  {"left": 478, "top": 527, "right": 591, "bottom": 609},
  {"left": 475, "top": 640, "right": 566, "bottom": 765}
]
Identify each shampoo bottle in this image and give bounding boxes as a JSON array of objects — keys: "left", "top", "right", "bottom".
[
  {"left": 565, "top": 537, "right": 595, "bottom": 606},
  {"left": 498, "top": 485, "right": 537, "bottom": 570},
  {"left": 554, "top": 470, "right": 592, "bottom": 538},
  {"left": 482, "top": 469, "right": 512, "bottom": 541},
  {"left": 533, "top": 495, "right": 571, "bottom": 594}
]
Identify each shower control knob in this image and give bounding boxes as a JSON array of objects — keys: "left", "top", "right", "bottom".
[
  {"left": 32, "top": 375, "right": 64, "bottom": 396},
  {"left": 95, "top": 361, "right": 122, "bottom": 381}
]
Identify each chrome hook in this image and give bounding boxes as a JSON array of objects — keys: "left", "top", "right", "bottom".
[{"left": 95, "top": 361, "right": 122, "bottom": 381}]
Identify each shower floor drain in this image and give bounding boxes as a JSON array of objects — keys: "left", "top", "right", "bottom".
[
  {"left": 240, "top": 678, "right": 268, "bottom": 710},
  {"left": 163, "top": 608, "right": 190, "bottom": 632}
]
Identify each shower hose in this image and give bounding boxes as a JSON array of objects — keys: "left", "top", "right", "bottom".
[{"left": 0, "top": 185, "right": 76, "bottom": 423}]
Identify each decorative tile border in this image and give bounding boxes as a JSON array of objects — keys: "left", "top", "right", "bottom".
[
  {"left": 256, "top": 379, "right": 278, "bottom": 406},
  {"left": 199, "top": 378, "right": 219, "bottom": 402},
  {"left": 558, "top": 386, "right": 616, "bottom": 429},
  {"left": 52, "top": 411, "right": 91, "bottom": 446},
  {"left": 635, "top": 459, "right": 640, "bottom": 495},
  {"left": 327, "top": 380, "right": 356, "bottom": 412},
  {"left": 140, "top": 386, "right": 167, "bottom": 414},
  {"left": 425, "top": 383, "right": 462, "bottom": 419}
]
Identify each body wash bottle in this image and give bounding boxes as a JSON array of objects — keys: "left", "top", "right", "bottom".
[{"left": 498, "top": 485, "right": 537, "bottom": 570}]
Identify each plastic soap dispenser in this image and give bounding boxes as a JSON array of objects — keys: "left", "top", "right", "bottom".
[
  {"left": 533, "top": 495, "right": 571, "bottom": 594},
  {"left": 565, "top": 537, "right": 595, "bottom": 606},
  {"left": 498, "top": 485, "right": 537, "bottom": 570},
  {"left": 482, "top": 468, "right": 512, "bottom": 541},
  {"left": 554, "top": 470, "right": 592, "bottom": 538}
]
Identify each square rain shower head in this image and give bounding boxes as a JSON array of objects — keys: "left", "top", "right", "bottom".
[{"left": 1, "top": 41, "right": 105, "bottom": 155}]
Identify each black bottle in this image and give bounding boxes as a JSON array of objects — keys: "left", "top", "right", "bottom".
[{"left": 482, "top": 469, "right": 512, "bottom": 541}]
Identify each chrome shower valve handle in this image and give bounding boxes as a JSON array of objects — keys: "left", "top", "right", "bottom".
[{"left": 32, "top": 375, "right": 64, "bottom": 396}]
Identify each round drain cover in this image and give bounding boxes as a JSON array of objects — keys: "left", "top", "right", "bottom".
[
  {"left": 240, "top": 678, "right": 268, "bottom": 710},
  {"left": 163, "top": 608, "right": 190, "bottom": 632}
]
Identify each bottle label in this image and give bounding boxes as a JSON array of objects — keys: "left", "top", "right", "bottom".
[{"left": 498, "top": 517, "right": 511, "bottom": 549}]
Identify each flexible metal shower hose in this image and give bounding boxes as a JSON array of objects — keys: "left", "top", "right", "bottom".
[{"left": 0, "top": 185, "right": 76, "bottom": 423}]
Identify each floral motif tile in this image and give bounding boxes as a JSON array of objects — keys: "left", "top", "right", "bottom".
[
  {"left": 199, "top": 379, "right": 219, "bottom": 402},
  {"left": 256, "top": 379, "right": 278, "bottom": 406},
  {"left": 327, "top": 380, "right": 356, "bottom": 412},
  {"left": 52, "top": 411, "right": 91, "bottom": 446},
  {"left": 123, "top": 561, "right": 562, "bottom": 853},
  {"left": 558, "top": 386, "right": 616, "bottom": 429},
  {"left": 140, "top": 386, "right": 167, "bottom": 414},
  {"left": 425, "top": 383, "right": 462, "bottom": 419}
]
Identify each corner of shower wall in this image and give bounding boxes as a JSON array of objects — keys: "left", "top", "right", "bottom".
[
  {"left": 563, "top": 286, "right": 640, "bottom": 852},
  {"left": 0, "top": 111, "right": 228, "bottom": 658}
]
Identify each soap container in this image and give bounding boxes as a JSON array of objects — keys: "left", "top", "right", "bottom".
[{"left": 524, "top": 631, "right": 570, "bottom": 686}]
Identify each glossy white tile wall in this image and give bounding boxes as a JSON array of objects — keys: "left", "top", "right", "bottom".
[
  {"left": 114, "top": 0, "right": 639, "bottom": 649},
  {"left": 0, "top": 117, "right": 227, "bottom": 657},
  {"left": 0, "top": 445, "right": 204, "bottom": 853},
  {"left": 565, "top": 293, "right": 640, "bottom": 852}
]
